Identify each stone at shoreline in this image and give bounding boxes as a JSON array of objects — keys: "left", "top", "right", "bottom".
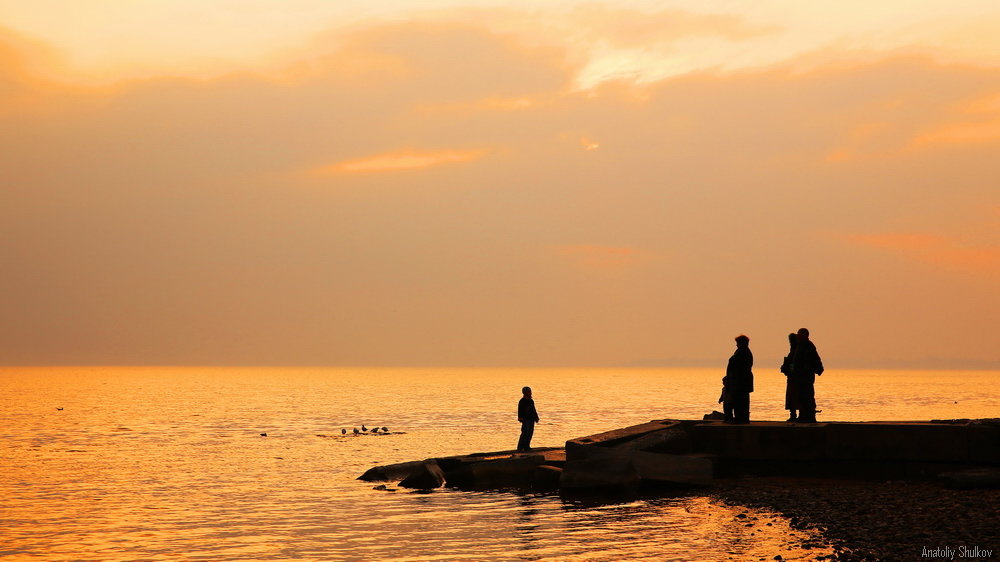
[
  {"left": 631, "top": 450, "right": 714, "bottom": 486},
  {"left": 712, "top": 476, "right": 1000, "bottom": 561},
  {"left": 398, "top": 461, "right": 446, "bottom": 489},
  {"left": 938, "top": 468, "right": 1000, "bottom": 489},
  {"left": 560, "top": 455, "right": 641, "bottom": 493},
  {"left": 566, "top": 421, "right": 713, "bottom": 486},
  {"left": 444, "top": 455, "right": 544, "bottom": 490},
  {"left": 361, "top": 419, "right": 1000, "bottom": 494},
  {"left": 358, "top": 460, "right": 428, "bottom": 482},
  {"left": 358, "top": 448, "right": 563, "bottom": 488},
  {"left": 616, "top": 426, "right": 691, "bottom": 453},
  {"left": 532, "top": 465, "right": 563, "bottom": 491}
]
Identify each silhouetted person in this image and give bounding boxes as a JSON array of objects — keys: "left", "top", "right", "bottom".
[
  {"left": 722, "top": 335, "right": 754, "bottom": 424},
  {"left": 791, "top": 328, "right": 824, "bottom": 423},
  {"left": 517, "top": 386, "right": 540, "bottom": 451},
  {"left": 780, "top": 332, "right": 799, "bottom": 421}
]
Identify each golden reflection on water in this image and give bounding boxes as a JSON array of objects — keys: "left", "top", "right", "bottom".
[{"left": 1, "top": 366, "right": 996, "bottom": 560}]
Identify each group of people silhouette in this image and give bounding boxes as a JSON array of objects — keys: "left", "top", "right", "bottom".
[
  {"left": 514, "top": 329, "right": 825, "bottom": 450},
  {"left": 721, "top": 328, "right": 824, "bottom": 424}
]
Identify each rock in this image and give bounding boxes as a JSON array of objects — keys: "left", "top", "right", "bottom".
[
  {"left": 618, "top": 427, "right": 692, "bottom": 454},
  {"left": 560, "top": 455, "right": 640, "bottom": 493},
  {"left": 532, "top": 465, "right": 563, "bottom": 491},
  {"left": 398, "top": 461, "right": 446, "bottom": 489},
  {"left": 358, "top": 460, "right": 430, "bottom": 482},
  {"left": 566, "top": 434, "right": 711, "bottom": 487},
  {"left": 629, "top": 451, "right": 714, "bottom": 486},
  {"left": 444, "top": 456, "right": 543, "bottom": 490},
  {"left": 938, "top": 468, "right": 1000, "bottom": 489}
]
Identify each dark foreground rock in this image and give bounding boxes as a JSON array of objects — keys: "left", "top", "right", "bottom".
[
  {"left": 360, "top": 448, "right": 566, "bottom": 492},
  {"left": 361, "top": 418, "right": 1000, "bottom": 558},
  {"left": 711, "top": 476, "right": 1000, "bottom": 561},
  {"left": 938, "top": 468, "right": 1000, "bottom": 490},
  {"left": 398, "top": 461, "right": 446, "bottom": 489}
]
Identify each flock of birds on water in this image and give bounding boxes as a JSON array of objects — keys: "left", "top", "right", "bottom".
[
  {"left": 54, "top": 408, "right": 392, "bottom": 439},
  {"left": 345, "top": 425, "right": 390, "bottom": 435},
  {"left": 260, "top": 424, "right": 395, "bottom": 438}
]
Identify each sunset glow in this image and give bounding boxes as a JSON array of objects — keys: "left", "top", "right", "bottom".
[
  {"left": 316, "top": 148, "right": 488, "bottom": 174},
  {"left": 852, "top": 233, "right": 1000, "bottom": 274},
  {"left": 1, "top": 1, "right": 997, "bottom": 368},
  {"left": 553, "top": 244, "right": 648, "bottom": 272}
]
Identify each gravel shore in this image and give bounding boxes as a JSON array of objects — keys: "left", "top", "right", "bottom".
[{"left": 710, "top": 476, "right": 1000, "bottom": 561}]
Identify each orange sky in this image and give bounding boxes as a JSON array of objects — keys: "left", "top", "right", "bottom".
[{"left": 1, "top": 2, "right": 998, "bottom": 368}]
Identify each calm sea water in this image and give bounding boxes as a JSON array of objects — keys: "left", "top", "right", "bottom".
[{"left": 2, "top": 367, "right": 997, "bottom": 561}]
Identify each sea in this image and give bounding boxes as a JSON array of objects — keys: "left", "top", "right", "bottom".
[{"left": 1, "top": 366, "right": 997, "bottom": 561}]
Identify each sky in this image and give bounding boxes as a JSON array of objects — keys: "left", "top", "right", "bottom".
[{"left": 1, "top": 1, "right": 998, "bottom": 368}]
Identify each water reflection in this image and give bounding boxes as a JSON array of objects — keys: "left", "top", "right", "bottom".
[{"left": 2, "top": 366, "right": 996, "bottom": 560}]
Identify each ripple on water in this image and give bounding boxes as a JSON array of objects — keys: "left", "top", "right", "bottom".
[{"left": 4, "top": 366, "right": 993, "bottom": 559}]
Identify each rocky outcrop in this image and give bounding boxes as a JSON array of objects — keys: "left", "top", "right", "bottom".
[
  {"left": 532, "top": 465, "right": 563, "bottom": 490},
  {"left": 359, "top": 419, "right": 1000, "bottom": 494},
  {"left": 938, "top": 468, "right": 1000, "bottom": 489},
  {"left": 358, "top": 448, "right": 564, "bottom": 492},
  {"left": 398, "top": 461, "right": 446, "bottom": 489},
  {"left": 560, "top": 455, "right": 641, "bottom": 492},
  {"left": 563, "top": 420, "right": 714, "bottom": 490},
  {"left": 358, "top": 460, "right": 429, "bottom": 482},
  {"left": 444, "top": 455, "right": 546, "bottom": 490}
]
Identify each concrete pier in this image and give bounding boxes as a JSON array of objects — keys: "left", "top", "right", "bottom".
[{"left": 360, "top": 419, "right": 1000, "bottom": 492}]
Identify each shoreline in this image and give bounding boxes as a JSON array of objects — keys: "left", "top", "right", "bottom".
[
  {"left": 709, "top": 476, "right": 999, "bottom": 561},
  {"left": 361, "top": 418, "right": 1000, "bottom": 560}
]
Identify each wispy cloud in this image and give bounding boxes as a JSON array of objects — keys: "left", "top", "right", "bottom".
[
  {"left": 566, "top": 6, "right": 780, "bottom": 49},
  {"left": 850, "top": 233, "right": 1000, "bottom": 274},
  {"left": 312, "top": 148, "right": 488, "bottom": 174},
  {"left": 2, "top": 19, "right": 999, "bottom": 367},
  {"left": 910, "top": 93, "right": 1000, "bottom": 148}
]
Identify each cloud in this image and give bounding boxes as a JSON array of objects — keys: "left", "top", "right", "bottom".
[
  {"left": 0, "top": 25, "right": 69, "bottom": 111},
  {"left": 810, "top": 57, "right": 1000, "bottom": 162},
  {"left": 312, "top": 148, "right": 488, "bottom": 174},
  {"left": 566, "top": 6, "right": 780, "bottom": 49},
  {"left": 850, "top": 233, "right": 1000, "bottom": 275},
  {"left": 908, "top": 93, "right": 1000, "bottom": 148},
  {"left": 302, "top": 21, "right": 573, "bottom": 101},
  {"left": 1, "top": 21, "right": 999, "bottom": 366}
]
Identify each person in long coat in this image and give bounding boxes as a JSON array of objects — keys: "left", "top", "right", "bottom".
[
  {"left": 781, "top": 332, "right": 799, "bottom": 421},
  {"left": 723, "top": 335, "right": 754, "bottom": 424},
  {"left": 791, "top": 328, "right": 824, "bottom": 423}
]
